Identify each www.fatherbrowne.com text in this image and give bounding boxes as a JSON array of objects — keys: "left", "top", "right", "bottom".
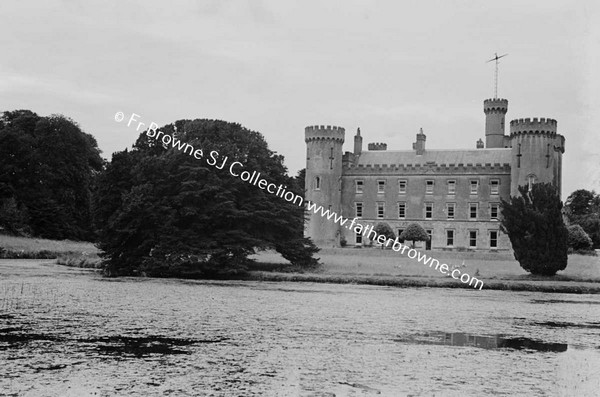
[{"left": 116, "top": 111, "right": 484, "bottom": 290}]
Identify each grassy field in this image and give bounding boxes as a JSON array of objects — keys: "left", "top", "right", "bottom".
[
  {"left": 0, "top": 234, "right": 100, "bottom": 263},
  {"left": 250, "top": 247, "right": 600, "bottom": 285}
]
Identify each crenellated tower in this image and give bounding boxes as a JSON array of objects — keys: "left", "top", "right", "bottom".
[
  {"left": 305, "top": 125, "right": 345, "bottom": 247},
  {"left": 509, "top": 118, "right": 565, "bottom": 196},
  {"left": 484, "top": 98, "right": 508, "bottom": 148}
]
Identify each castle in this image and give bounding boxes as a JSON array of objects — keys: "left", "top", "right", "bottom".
[{"left": 304, "top": 97, "right": 565, "bottom": 250}]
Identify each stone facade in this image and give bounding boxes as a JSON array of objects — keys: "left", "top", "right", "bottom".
[{"left": 304, "top": 97, "right": 566, "bottom": 250}]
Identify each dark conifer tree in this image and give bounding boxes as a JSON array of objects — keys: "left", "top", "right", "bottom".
[{"left": 500, "top": 183, "right": 568, "bottom": 276}]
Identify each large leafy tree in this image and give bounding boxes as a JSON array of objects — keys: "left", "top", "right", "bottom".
[
  {"left": 564, "top": 189, "right": 600, "bottom": 248},
  {"left": 0, "top": 110, "right": 102, "bottom": 240},
  {"left": 94, "top": 119, "right": 319, "bottom": 278},
  {"left": 400, "top": 223, "right": 429, "bottom": 248},
  {"left": 500, "top": 183, "right": 568, "bottom": 276}
]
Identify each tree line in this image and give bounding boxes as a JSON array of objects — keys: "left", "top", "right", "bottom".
[{"left": 0, "top": 109, "right": 598, "bottom": 278}]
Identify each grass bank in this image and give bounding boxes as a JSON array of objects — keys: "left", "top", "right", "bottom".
[
  {"left": 248, "top": 247, "right": 600, "bottom": 294},
  {"left": 0, "top": 234, "right": 102, "bottom": 268}
]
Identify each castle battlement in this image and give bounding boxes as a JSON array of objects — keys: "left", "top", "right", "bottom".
[
  {"left": 483, "top": 98, "right": 508, "bottom": 113},
  {"left": 304, "top": 125, "right": 345, "bottom": 143},
  {"left": 509, "top": 118, "right": 557, "bottom": 135},
  {"left": 367, "top": 142, "right": 387, "bottom": 151}
]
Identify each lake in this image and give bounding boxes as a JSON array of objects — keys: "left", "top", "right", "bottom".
[{"left": 1, "top": 260, "right": 599, "bottom": 396}]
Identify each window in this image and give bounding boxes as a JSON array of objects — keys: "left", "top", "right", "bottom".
[
  {"left": 377, "top": 180, "right": 386, "bottom": 194},
  {"left": 376, "top": 202, "right": 385, "bottom": 219},
  {"left": 447, "top": 203, "right": 455, "bottom": 220},
  {"left": 528, "top": 174, "right": 537, "bottom": 190},
  {"left": 425, "top": 203, "right": 433, "bottom": 219},
  {"left": 446, "top": 229, "right": 454, "bottom": 246},
  {"left": 355, "top": 232, "right": 363, "bottom": 245},
  {"left": 355, "top": 202, "right": 363, "bottom": 218},
  {"left": 490, "top": 230, "right": 498, "bottom": 248},
  {"left": 398, "top": 179, "right": 407, "bottom": 194},
  {"left": 426, "top": 229, "right": 432, "bottom": 250},
  {"left": 355, "top": 180, "right": 363, "bottom": 193},
  {"left": 426, "top": 180, "right": 434, "bottom": 194},
  {"left": 469, "top": 230, "right": 477, "bottom": 248},
  {"left": 470, "top": 180, "right": 479, "bottom": 195},
  {"left": 469, "top": 203, "right": 478, "bottom": 220},
  {"left": 447, "top": 180, "right": 456, "bottom": 195},
  {"left": 315, "top": 176, "right": 321, "bottom": 190},
  {"left": 398, "top": 202, "right": 406, "bottom": 219},
  {"left": 490, "top": 203, "right": 499, "bottom": 220},
  {"left": 490, "top": 179, "right": 499, "bottom": 195}
]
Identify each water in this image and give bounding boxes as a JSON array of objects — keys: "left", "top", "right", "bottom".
[{"left": 1, "top": 260, "right": 600, "bottom": 396}]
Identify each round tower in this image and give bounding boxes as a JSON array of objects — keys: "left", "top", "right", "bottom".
[
  {"left": 305, "top": 125, "right": 345, "bottom": 247},
  {"left": 509, "top": 118, "right": 564, "bottom": 196},
  {"left": 484, "top": 98, "right": 508, "bottom": 148}
]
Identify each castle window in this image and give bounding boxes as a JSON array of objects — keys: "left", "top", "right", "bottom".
[
  {"left": 527, "top": 174, "right": 537, "bottom": 190},
  {"left": 490, "top": 230, "right": 498, "bottom": 248},
  {"left": 446, "top": 229, "right": 454, "bottom": 247},
  {"left": 355, "top": 180, "right": 363, "bottom": 194},
  {"left": 447, "top": 203, "right": 455, "bottom": 220},
  {"left": 470, "top": 180, "right": 479, "bottom": 195},
  {"left": 447, "top": 180, "right": 456, "bottom": 195},
  {"left": 377, "top": 180, "right": 386, "bottom": 194},
  {"left": 426, "top": 180, "right": 434, "bottom": 194},
  {"left": 315, "top": 176, "right": 321, "bottom": 190},
  {"left": 376, "top": 202, "right": 385, "bottom": 219},
  {"left": 426, "top": 229, "right": 432, "bottom": 250},
  {"left": 469, "top": 203, "right": 478, "bottom": 220},
  {"left": 490, "top": 203, "right": 499, "bottom": 220},
  {"left": 469, "top": 230, "right": 478, "bottom": 248},
  {"left": 398, "top": 179, "right": 407, "bottom": 194},
  {"left": 355, "top": 232, "right": 363, "bottom": 245},
  {"left": 355, "top": 202, "right": 363, "bottom": 218},
  {"left": 490, "top": 179, "right": 499, "bottom": 195},
  {"left": 398, "top": 202, "right": 406, "bottom": 219},
  {"left": 425, "top": 203, "right": 433, "bottom": 219}
]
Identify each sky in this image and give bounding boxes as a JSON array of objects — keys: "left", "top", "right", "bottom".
[{"left": 1, "top": 0, "right": 598, "bottom": 199}]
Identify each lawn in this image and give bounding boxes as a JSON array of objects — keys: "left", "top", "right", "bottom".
[
  {"left": 251, "top": 247, "right": 600, "bottom": 283},
  {"left": 0, "top": 234, "right": 99, "bottom": 258}
]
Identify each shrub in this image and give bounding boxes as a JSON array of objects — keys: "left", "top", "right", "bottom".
[
  {"left": 568, "top": 224, "right": 593, "bottom": 251},
  {"left": 400, "top": 223, "right": 429, "bottom": 248},
  {"left": 373, "top": 223, "right": 395, "bottom": 248},
  {"left": 500, "top": 183, "right": 568, "bottom": 276}
]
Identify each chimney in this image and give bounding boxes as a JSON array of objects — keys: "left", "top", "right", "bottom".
[
  {"left": 413, "top": 128, "right": 426, "bottom": 155},
  {"left": 354, "top": 127, "right": 363, "bottom": 155}
]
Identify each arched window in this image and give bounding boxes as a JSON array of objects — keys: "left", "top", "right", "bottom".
[{"left": 315, "top": 176, "right": 321, "bottom": 190}]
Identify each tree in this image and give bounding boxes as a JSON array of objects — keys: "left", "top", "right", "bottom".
[
  {"left": 565, "top": 189, "right": 600, "bottom": 249},
  {"left": 373, "top": 223, "right": 395, "bottom": 248},
  {"left": 500, "top": 183, "right": 568, "bottom": 276},
  {"left": 95, "top": 119, "right": 319, "bottom": 277},
  {"left": 400, "top": 223, "right": 429, "bottom": 248},
  {"left": 567, "top": 224, "right": 593, "bottom": 252},
  {"left": 0, "top": 110, "right": 103, "bottom": 240}
]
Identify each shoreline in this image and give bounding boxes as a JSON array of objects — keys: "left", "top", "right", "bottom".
[{"left": 244, "top": 271, "right": 600, "bottom": 294}]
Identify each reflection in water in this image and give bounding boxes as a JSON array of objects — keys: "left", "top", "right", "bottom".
[{"left": 395, "top": 331, "right": 568, "bottom": 352}]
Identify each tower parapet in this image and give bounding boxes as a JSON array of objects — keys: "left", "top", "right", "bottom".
[
  {"left": 305, "top": 125, "right": 345, "bottom": 143},
  {"left": 509, "top": 118, "right": 557, "bottom": 136},
  {"left": 484, "top": 98, "right": 508, "bottom": 148},
  {"left": 367, "top": 142, "right": 387, "bottom": 151}
]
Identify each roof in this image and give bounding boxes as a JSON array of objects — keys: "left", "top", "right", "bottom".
[{"left": 355, "top": 148, "right": 512, "bottom": 166}]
